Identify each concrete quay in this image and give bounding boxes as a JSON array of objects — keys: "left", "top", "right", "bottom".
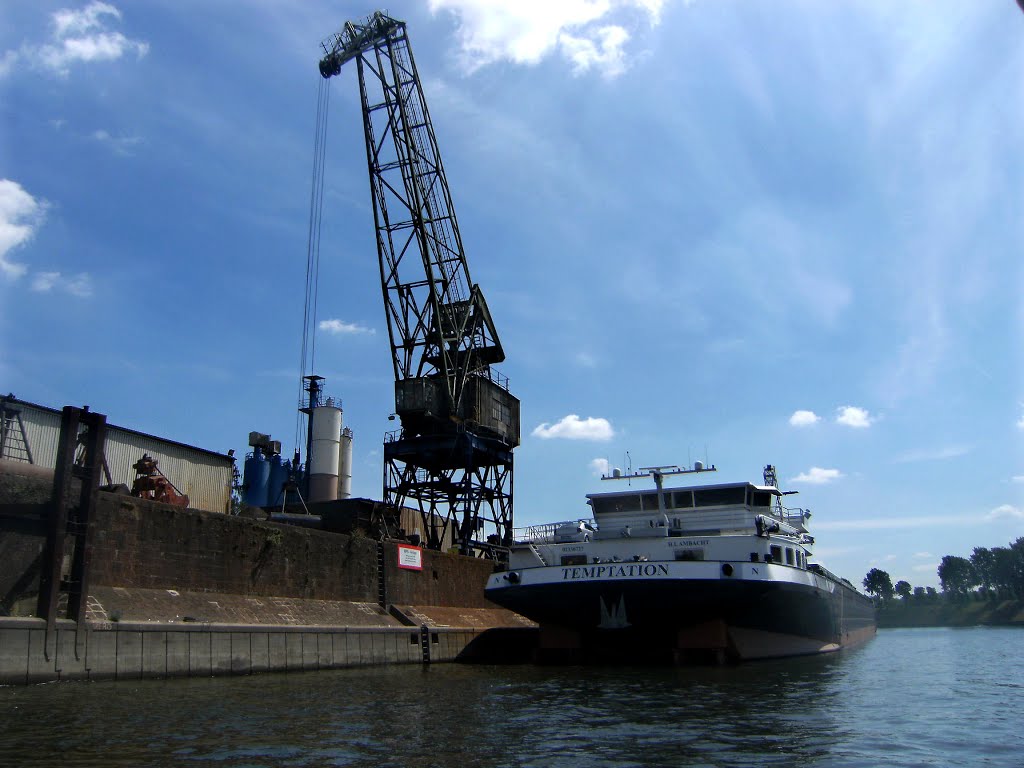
[{"left": 0, "top": 616, "right": 535, "bottom": 685}]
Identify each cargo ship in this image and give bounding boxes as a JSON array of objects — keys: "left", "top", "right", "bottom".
[{"left": 485, "top": 463, "right": 876, "bottom": 663}]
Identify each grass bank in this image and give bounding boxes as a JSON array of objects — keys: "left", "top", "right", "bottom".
[{"left": 877, "top": 598, "right": 1024, "bottom": 628}]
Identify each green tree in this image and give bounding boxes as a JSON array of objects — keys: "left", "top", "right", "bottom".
[
  {"left": 925, "top": 586, "right": 938, "bottom": 600},
  {"left": 863, "top": 568, "right": 895, "bottom": 600},
  {"left": 993, "top": 539, "right": 1024, "bottom": 599},
  {"left": 1013, "top": 538, "right": 1024, "bottom": 598},
  {"left": 970, "top": 547, "right": 995, "bottom": 595},
  {"left": 938, "top": 555, "right": 975, "bottom": 598},
  {"left": 894, "top": 580, "right": 912, "bottom": 599},
  {"left": 913, "top": 586, "right": 926, "bottom": 601}
]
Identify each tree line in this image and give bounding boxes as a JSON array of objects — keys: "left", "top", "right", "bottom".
[{"left": 862, "top": 536, "right": 1024, "bottom": 601}]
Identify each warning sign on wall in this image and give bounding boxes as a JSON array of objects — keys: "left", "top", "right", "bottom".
[{"left": 397, "top": 544, "right": 423, "bottom": 570}]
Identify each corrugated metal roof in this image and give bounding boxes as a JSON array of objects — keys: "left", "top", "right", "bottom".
[{"left": 2, "top": 395, "right": 232, "bottom": 460}]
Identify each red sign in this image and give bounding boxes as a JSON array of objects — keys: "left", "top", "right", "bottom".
[{"left": 397, "top": 544, "right": 423, "bottom": 570}]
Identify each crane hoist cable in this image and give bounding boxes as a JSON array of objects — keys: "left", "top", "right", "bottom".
[{"left": 295, "top": 76, "right": 331, "bottom": 452}]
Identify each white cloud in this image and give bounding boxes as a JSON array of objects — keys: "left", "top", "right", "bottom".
[
  {"left": 836, "top": 405, "right": 873, "bottom": 428},
  {"left": 319, "top": 319, "right": 374, "bottom": 335},
  {"left": 0, "top": 179, "right": 92, "bottom": 296},
  {"left": 913, "top": 551, "right": 934, "bottom": 560},
  {"left": 31, "top": 271, "right": 60, "bottom": 291},
  {"left": 1012, "top": 476, "right": 1024, "bottom": 484},
  {"left": 1017, "top": 406, "right": 1024, "bottom": 430},
  {"left": 912, "top": 562, "right": 939, "bottom": 573},
  {"left": 0, "top": 179, "right": 47, "bottom": 279},
  {"left": 64, "top": 273, "right": 93, "bottom": 297},
  {"left": 53, "top": 2, "right": 119, "bottom": 37},
  {"left": 790, "top": 467, "right": 843, "bottom": 485},
  {"left": 789, "top": 410, "right": 820, "bottom": 427},
  {"left": 7, "top": 2, "right": 149, "bottom": 78},
  {"left": 590, "top": 457, "right": 611, "bottom": 476},
  {"left": 894, "top": 444, "right": 970, "bottom": 463},
  {"left": 31, "top": 270, "right": 93, "bottom": 297},
  {"left": 532, "top": 414, "right": 614, "bottom": 441},
  {"left": 560, "top": 25, "right": 631, "bottom": 78},
  {"left": 92, "top": 129, "right": 143, "bottom": 156},
  {"left": 867, "top": 554, "right": 898, "bottom": 567},
  {"left": 811, "top": 545, "right": 862, "bottom": 559},
  {"left": 0, "top": 50, "right": 17, "bottom": 78},
  {"left": 428, "top": 0, "right": 665, "bottom": 77},
  {"left": 815, "top": 513, "right": 998, "bottom": 532},
  {"left": 985, "top": 504, "right": 1024, "bottom": 522}
]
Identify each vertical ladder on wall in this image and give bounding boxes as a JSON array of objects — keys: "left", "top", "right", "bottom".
[
  {"left": 0, "top": 397, "right": 33, "bottom": 463},
  {"left": 376, "top": 541, "right": 388, "bottom": 610},
  {"left": 36, "top": 406, "right": 108, "bottom": 657}
]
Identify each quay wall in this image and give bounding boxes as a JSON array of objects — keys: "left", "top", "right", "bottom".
[
  {"left": 0, "top": 617, "right": 507, "bottom": 685},
  {"left": 1, "top": 491, "right": 496, "bottom": 611},
  {"left": 0, "top": 465, "right": 530, "bottom": 685}
]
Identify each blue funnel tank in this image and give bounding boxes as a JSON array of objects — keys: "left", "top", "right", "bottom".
[
  {"left": 267, "top": 453, "right": 288, "bottom": 507},
  {"left": 243, "top": 449, "right": 270, "bottom": 507}
]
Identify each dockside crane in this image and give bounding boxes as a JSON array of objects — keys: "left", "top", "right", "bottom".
[{"left": 318, "top": 12, "right": 520, "bottom": 556}]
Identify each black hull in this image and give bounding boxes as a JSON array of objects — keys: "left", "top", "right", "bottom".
[{"left": 486, "top": 576, "right": 876, "bottom": 662}]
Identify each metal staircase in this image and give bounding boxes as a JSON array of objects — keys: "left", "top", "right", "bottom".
[{"left": 0, "top": 396, "right": 33, "bottom": 463}]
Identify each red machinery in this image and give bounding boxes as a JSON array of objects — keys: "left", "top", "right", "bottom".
[{"left": 130, "top": 454, "right": 190, "bottom": 507}]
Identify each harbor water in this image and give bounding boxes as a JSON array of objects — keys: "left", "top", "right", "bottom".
[{"left": 1, "top": 626, "right": 1021, "bottom": 767}]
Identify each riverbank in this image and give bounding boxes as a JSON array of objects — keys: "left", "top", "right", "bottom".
[{"left": 876, "top": 598, "right": 1024, "bottom": 628}]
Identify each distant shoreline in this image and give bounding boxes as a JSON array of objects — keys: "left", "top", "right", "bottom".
[{"left": 876, "top": 598, "right": 1024, "bottom": 629}]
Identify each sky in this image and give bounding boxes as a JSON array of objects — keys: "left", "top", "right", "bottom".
[{"left": 1, "top": 0, "right": 1022, "bottom": 590}]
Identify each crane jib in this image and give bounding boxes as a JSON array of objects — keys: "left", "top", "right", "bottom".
[{"left": 313, "top": 11, "right": 520, "bottom": 560}]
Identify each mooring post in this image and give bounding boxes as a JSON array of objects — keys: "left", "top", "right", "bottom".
[{"left": 35, "top": 406, "right": 107, "bottom": 659}]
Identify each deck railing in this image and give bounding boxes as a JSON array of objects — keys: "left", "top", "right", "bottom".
[{"left": 513, "top": 520, "right": 596, "bottom": 544}]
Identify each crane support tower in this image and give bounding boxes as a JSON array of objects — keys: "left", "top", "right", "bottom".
[{"left": 319, "top": 11, "right": 520, "bottom": 557}]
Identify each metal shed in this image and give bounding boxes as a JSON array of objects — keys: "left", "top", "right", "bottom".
[{"left": 0, "top": 395, "right": 234, "bottom": 514}]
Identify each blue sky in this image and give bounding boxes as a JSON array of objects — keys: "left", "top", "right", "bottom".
[{"left": 2, "top": 0, "right": 1022, "bottom": 589}]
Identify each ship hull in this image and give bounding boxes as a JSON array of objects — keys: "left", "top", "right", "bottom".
[{"left": 486, "top": 561, "right": 876, "bottom": 662}]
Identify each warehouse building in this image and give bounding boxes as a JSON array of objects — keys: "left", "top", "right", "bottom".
[{"left": 0, "top": 394, "right": 234, "bottom": 514}]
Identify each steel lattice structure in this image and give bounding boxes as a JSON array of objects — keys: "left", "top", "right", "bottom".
[{"left": 319, "top": 12, "right": 519, "bottom": 556}]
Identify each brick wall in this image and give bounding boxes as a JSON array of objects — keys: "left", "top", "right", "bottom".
[
  {"left": 89, "top": 494, "right": 379, "bottom": 602},
  {"left": 2, "top": 489, "right": 499, "bottom": 613}
]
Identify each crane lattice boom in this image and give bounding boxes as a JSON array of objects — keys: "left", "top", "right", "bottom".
[{"left": 319, "top": 11, "right": 519, "bottom": 556}]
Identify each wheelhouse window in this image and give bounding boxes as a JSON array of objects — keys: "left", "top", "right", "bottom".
[
  {"left": 672, "top": 491, "right": 693, "bottom": 509},
  {"left": 641, "top": 492, "right": 664, "bottom": 512},
  {"left": 770, "top": 545, "right": 782, "bottom": 563},
  {"left": 694, "top": 487, "right": 746, "bottom": 507},
  {"left": 785, "top": 548, "right": 795, "bottom": 565},
  {"left": 751, "top": 491, "right": 772, "bottom": 507},
  {"left": 591, "top": 495, "right": 642, "bottom": 514}
]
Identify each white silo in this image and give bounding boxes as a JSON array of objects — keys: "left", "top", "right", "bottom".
[
  {"left": 338, "top": 426, "right": 353, "bottom": 499},
  {"left": 308, "top": 402, "right": 342, "bottom": 503}
]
